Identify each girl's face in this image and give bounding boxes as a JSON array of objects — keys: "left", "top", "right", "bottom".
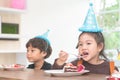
[
  {"left": 26, "top": 45, "right": 46, "bottom": 63},
  {"left": 78, "top": 33, "right": 103, "bottom": 63}
]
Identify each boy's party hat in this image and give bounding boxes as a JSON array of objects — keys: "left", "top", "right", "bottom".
[
  {"left": 79, "top": 2, "right": 102, "bottom": 32},
  {"left": 35, "top": 29, "right": 50, "bottom": 44}
]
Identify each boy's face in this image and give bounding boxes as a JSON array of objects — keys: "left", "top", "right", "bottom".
[
  {"left": 78, "top": 33, "right": 103, "bottom": 63},
  {"left": 26, "top": 45, "right": 46, "bottom": 63}
]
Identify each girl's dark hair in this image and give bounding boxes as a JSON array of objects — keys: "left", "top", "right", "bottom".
[
  {"left": 26, "top": 38, "right": 52, "bottom": 59},
  {"left": 76, "top": 32, "right": 108, "bottom": 60}
]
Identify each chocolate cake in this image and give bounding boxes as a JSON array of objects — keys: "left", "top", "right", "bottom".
[
  {"left": 64, "top": 64, "right": 85, "bottom": 72},
  {"left": 64, "top": 65, "right": 77, "bottom": 72}
]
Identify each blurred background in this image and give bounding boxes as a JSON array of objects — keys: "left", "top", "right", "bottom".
[{"left": 0, "top": 0, "right": 119, "bottom": 70}]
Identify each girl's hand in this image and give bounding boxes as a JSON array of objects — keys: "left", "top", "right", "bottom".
[
  {"left": 58, "top": 50, "right": 69, "bottom": 62},
  {"left": 55, "top": 50, "right": 69, "bottom": 66},
  {"left": 65, "top": 63, "right": 73, "bottom": 66}
]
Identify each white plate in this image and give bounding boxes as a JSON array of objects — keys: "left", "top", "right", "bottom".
[
  {"left": 1, "top": 64, "right": 25, "bottom": 71},
  {"left": 44, "top": 70, "right": 89, "bottom": 77}
]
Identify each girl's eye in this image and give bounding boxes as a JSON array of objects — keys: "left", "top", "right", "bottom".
[
  {"left": 31, "top": 50, "right": 35, "bottom": 52},
  {"left": 87, "top": 43, "right": 91, "bottom": 45}
]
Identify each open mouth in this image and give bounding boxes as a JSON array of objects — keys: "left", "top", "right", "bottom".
[{"left": 80, "top": 52, "right": 88, "bottom": 57}]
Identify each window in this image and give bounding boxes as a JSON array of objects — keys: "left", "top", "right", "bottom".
[{"left": 94, "top": 0, "right": 120, "bottom": 67}]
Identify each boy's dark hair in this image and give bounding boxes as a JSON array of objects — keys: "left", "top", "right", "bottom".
[
  {"left": 76, "top": 32, "right": 108, "bottom": 60},
  {"left": 26, "top": 38, "right": 52, "bottom": 59}
]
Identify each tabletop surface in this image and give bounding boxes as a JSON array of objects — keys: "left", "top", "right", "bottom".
[{"left": 0, "top": 69, "right": 108, "bottom": 80}]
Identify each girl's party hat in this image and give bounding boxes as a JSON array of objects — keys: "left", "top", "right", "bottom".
[
  {"left": 35, "top": 29, "right": 50, "bottom": 45},
  {"left": 79, "top": 2, "right": 102, "bottom": 32}
]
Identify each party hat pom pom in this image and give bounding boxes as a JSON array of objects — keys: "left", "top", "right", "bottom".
[
  {"left": 89, "top": 2, "right": 93, "bottom": 6},
  {"left": 35, "top": 29, "right": 50, "bottom": 44},
  {"left": 79, "top": 2, "right": 102, "bottom": 32}
]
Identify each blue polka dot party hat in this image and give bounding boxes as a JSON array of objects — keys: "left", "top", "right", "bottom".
[{"left": 79, "top": 2, "right": 102, "bottom": 32}]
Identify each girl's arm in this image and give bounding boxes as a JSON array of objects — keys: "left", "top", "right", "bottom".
[{"left": 52, "top": 50, "right": 68, "bottom": 69}]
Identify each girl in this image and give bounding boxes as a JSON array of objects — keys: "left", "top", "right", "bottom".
[
  {"left": 52, "top": 2, "right": 119, "bottom": 74},
  {"left": 52, "top": 32, "right": 118, "bottom": 75}
]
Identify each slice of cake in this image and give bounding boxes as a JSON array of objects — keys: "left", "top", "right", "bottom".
[
  {"left": 64, "top": 65, "right": 78, "bottom": 72},
  {"left": 64, "top": 64, "right": 85, "bottom": 72}
]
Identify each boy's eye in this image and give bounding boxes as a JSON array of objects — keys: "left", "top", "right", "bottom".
[
  {"left": 79, "top": 43, "right": 82, "bottom": 46},
  {"left": 27, "top": 50, "right": 29, "bottom": 52}
]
